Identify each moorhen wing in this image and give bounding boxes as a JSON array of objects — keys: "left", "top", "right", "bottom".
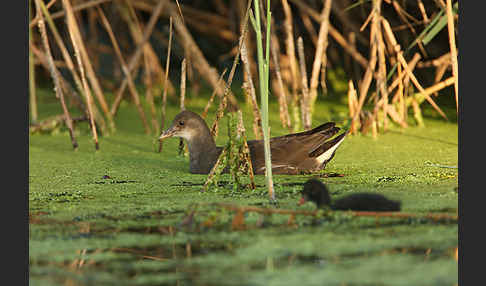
[{"left": 159, "top": 110, "right": 348, "bottom": 175}]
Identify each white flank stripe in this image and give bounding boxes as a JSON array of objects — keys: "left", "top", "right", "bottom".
[{"left": 316, "top": 135, "right": 346, "bottom": 164}]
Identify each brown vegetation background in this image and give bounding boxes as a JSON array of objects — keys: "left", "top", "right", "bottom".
[{"left": 29, "top": 0, "right": 459, "bottom": 149}]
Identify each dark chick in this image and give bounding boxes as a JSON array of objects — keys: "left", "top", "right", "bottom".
[
  {"left": 159, "top": 110, "right": 348, "bottom": 175},
  {"left": 299, "top": 179, "right": 401, "bottom": 212}
]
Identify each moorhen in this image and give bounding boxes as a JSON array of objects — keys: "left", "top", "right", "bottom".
[
  {"left": 159, "top": 110, "right": 348, "bottom": 175},
  {"left": 299, "top": 179, "right": 401, "bottom": 211}
]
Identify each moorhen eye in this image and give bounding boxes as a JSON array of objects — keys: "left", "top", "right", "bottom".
[{"left": 179, "top": 121, "right": 185, "bottom": 126}]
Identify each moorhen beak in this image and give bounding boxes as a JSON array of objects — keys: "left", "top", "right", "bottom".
[
  {"left": 297, "top": 196, "right": 307, "bottom": 206},
  {"left": 158, "top": 127, "right": 176, "bottom": 141},
  {"left": 160, "top": 110, "right": 348, "bottom": 175}
]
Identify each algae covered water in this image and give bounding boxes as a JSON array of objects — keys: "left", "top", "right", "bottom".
[{"left": 29, "top": 90, "right": 458, "bottom": 285}]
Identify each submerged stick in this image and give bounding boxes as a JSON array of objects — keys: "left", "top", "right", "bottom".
[{"left": 212, "top": 202, "right": 458, "bottom": 222}]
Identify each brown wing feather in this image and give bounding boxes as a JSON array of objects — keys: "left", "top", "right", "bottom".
[{"left": 247, "top": 122, "right": 343, "bottom": 174}]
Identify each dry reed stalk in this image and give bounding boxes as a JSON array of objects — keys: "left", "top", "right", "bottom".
[
  {"left": 288, "top": 0, "right": 370, "bottom": 70},
  {"left": 308, "top": 0, "right": 332, "bottom": 117},
  {"left": 132, "top": 0, "right": 236, "bottom": 42},
  {"left": 417, "top": 0, "right": 429, "bottom": 23},
  {"left": 297, "top": 37, "right": 311, "bottom": 130},
  {"left": 111, "top": 0, "right": 168, "bottom": 117},
  {"left": 212, "top": 0, "right": 228, "bottom": 15},
  {"left": 158, "top": 16, "right": 173, "bottom": 153},
  {"left": 202, "top": 68, "right": 228, "bottom": 119},
  {"left": 236, "top": 0, "right": 256, "bottom": 95},
  {"left": 96, "top": 6, "right": 152, "bottom": 135},
  {"left": 178, "top": 58, "right": 187, "bottom": 156},
  {"left": 350, "top": 5, "right": 379, "bottom": 135},
  {"left": 120, "top": 1, "right": 165, "bottom": 81},
  {"left": 30, "top": 42, "right": 95, "bottom": 118},
  {"left": 35, "top": 0, "right": 78, "bottom": 150},
  {"left": 446, "top": 0, "right": 458, "bottom": 112},
  {"left": 88, "top": 9, "right": 100, "bottom": 70},
  {"left": 347, "top": 80, "right": 358, "bottom": 119},
  {"left": 374, "top": 2, "right": 390, "bottom": 132},
  {"left": 30, "top": 114, "right": 88, "bottom": 134},
  {"left": 176, "top": 16, "right": 237, "bottom": 42},
  {"left": 270, "top": 36, "right": 292, "bottom": 131},
  {"left": 165, "top": 1, "right": 239, "bottom": 109},
  {"left": 61, "top": 0, "right": 116, "bottom": 133},
  {"left": 209, "top": 0, "right": 251, "bottom": 138},
  {"left": 328, "top": 26, "right": 369, "bottom": 69},
  {"left": 417, "top": 52, "right": 451, "bottom": 68},
  {"left": 62, "top": 0, "right": 99, "bottom": 149},
  {"left": 320, "top": 53, "right": 328, "bottom": 94},
  {"left": 331, "top": 0, "right": 370, "bottom": 46},
  {"left": 391, "top": 0, "right": 427, "bottom": 57},
  {"left": 387, "top": 53, "right": 420, "bottom": 94},
  {"left": 237, "top": 110, "right": 256, "bottom": 190},
  {"left": 180, "top": 58, "right": 187, "bottom": 111},
  {"left": 411, "top": 98, "right": 424, "bottom": 127},
  {"left": 36, "top": 0, "right": 86, "bottom": 109},
  {"left": 348, "top": 32, "right": 361, "bottom": 84},
  {"left": 142, "top": 52, "right": 159, "bottom": 134},
  {"left": 403, "top": 53, "right": 422, "bottom": 93},
  {"left": 30, "top": 44, "right": 100, "bottom": 120},
  {"left": 433, "top": 0, "right": 447, "bottom": 9},
  {"left": 414, "top": 76, "right": 455, "bottom": 101},
  {"left": 241, "top": 42, "right": 263, "bottom": 139},
  {"left": 30, "top": 0, "right": 113, "bottom": 28},
  {"left": 381, "top": 18, "right": 448, "bottom": 120},
  {"left": 29, "top": 48, "right": 38, "bottom": 122},
  {"left": 433, "top": 63, "right": 450, "bottom": 96},
  {"left": 29, "top": 0, "right": 38, "bottom": 123},
  {"left": 386, "top": 104, "right": 408, "bottom": 128},
  {"left": 360, "top": 9, "right": 374, "bottom": 32},
  {"left": 242, "top": 81, "right": 263, "bottom": 140},
  {"left": 281, "top": 0, "right": 301, "bottom": 132},
  {"left": 397, "top": 61, "right": 406, "bottom": 122},
  {"left": 202, "top": 147, "right": 228, "bottom": 192},
  {"left": 299, "top": 11, "right": 318, "bottom": 45}
]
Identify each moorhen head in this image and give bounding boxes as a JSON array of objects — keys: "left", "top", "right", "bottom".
[
  {"left": 159, "top": 110, "right": 223, "bottom": 174},
  {"left": 159, "top": 110, "right": 348, "bottom": 175},
  {"left": 298, "top": 179, "right": 332, "bottom": 208}
]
